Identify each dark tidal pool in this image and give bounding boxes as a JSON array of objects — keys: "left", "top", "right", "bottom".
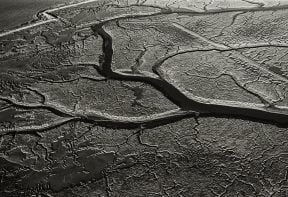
[{"left": 0, "top": 0, "right": 75, "bottom": 31}]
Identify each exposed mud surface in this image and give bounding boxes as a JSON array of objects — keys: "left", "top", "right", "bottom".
[{"left": 2, "top": 0, "right": 288, "bottom": 196}]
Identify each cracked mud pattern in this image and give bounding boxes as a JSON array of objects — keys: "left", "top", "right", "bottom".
[{"left": 2, "top": 0, "right": 288, "bottom": 196}]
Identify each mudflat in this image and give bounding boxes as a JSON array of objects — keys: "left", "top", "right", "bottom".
[{"left": 2, "top": 0, "right": 288, "bottom": 196}]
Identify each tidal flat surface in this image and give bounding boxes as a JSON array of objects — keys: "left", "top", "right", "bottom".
[{"left": 1, "top": 0, "right": 288, "bottom": 196}]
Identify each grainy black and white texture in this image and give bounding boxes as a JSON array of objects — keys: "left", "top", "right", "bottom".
[{"left": 1, "top": 0, "right": 288, "bottom": 196}]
